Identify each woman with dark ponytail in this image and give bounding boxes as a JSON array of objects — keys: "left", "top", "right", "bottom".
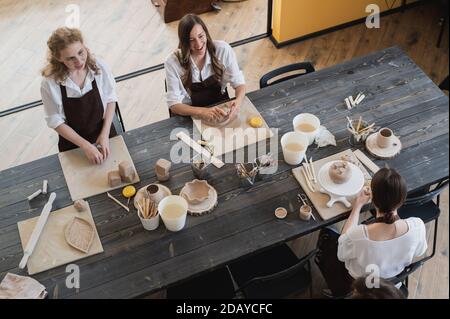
[
  {"left": 164, "top": 14, "right": 246, "bottom": 121},
  {"left": 316, "top": 168, "right": 428, "bottom": 298}
]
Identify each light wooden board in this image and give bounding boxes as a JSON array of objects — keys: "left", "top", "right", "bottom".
[
  {"left": 58, "top": 135, "right": 140, "bottom": 201},
  {"left": 17, "top": 201, "right": 103, "bottom": 275},
  {"left": 292, "top": 149, "right": 371, "bottom": 221},
  {"left": 192, "top": 96, "right": 274, "bottom": 156}
]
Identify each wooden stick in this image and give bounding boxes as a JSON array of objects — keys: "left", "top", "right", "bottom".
[
  {"left": 107, "top": 192, "right": 130, "bottom": 212},
  {"left": 358, "top": 123, "right": 375, "bottom": 134},
  {"left": 137, "top": 202, "right": 144, "bottom": 219},
  {"left": 302, "top": 162, "right": 313, "bottom": 182},
  {"left": 356, "top": 116, "right": 362, "bottom": 132},
  {"left": 309, "top": 157, "right": 317, "bottom": 182},
  {"left": 301, "top": 166, "right": 315, "bottom": 192}
]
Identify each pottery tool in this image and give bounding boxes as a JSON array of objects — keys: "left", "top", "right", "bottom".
[
  {"left": 19, "top": 192, "right": 56, "bottom": 269},
  {"left": 122, "top": 185, "right": 136, "bottom": 206},
  {"left": 296, "top": 193, "right": 316, "bottom": 221},
  {"left": 302, "top": 162, "right": 314, "bottom": 185},
  {"left": 301, "top": 166, "right": 315, "bottom": 192},
  {"left": 42, "top": 180, "right": 48, "bottom": 195},
  {"left": 27, "top": 189, "right": 42, "bottom": 201},
  {"left": 176, "top": 131, "right": 224, "bottom": 168},
  {"left": 107, "top": 192, "right": 130, "bottom": 212},
  {"left": 309, "top": 157, "right": 317, "bottom": 183},
  {"left": 353, "top": 149, "right": 380, "bottom": 174}
]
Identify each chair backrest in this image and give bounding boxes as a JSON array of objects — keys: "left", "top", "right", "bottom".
[
  {"left": 112, "top": 102, "right": 125, "bottom": 134},
  {"left": 259, "top": 62, "right": 315, "bottom": 89},
  {"left": 235, "top": 249, "right": 317, "bottom": 298},
  {"left": 386, "top": 259, "right": 425, "bottom": 298},
  {"left": 439, "top": 75, "right": 449, "bottom": 91},
  {"left": 404, "top": 179, "right": 449, "bottom": 207}
]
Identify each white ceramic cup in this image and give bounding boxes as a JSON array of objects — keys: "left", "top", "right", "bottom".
[
  {"left": 293, "top": 113, "right": 321, "bottom": 145},
  {"left": 158, "top": 195, "right": 188, "bottom": 232},
  {"left": 376, "top": 128, "right": 394, "bottom": 148},
  {"left": 138, "top": 211, "right": 159, "bottom": 231},
  {"left": 280, "top": 132, "right": 309, "bottom": 165}
]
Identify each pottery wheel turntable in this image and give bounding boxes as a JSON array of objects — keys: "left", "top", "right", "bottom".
[{"left": 317, "top": 160, "right": 365, "bottom": 208}]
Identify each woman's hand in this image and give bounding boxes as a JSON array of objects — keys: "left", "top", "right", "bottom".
[
  {"left": 228, "top": 100, "right": 241, "bottom": 120},
  {"left": 96, "top": 133, "right": 111, "bottom": 159},
  {"left": 354, "top": 186, "right": 371, "bottom": 208},
  {"left": 200, "top": 106, "right": 227, "bottom": 122},
  {"left": 82, "top": 142, "right": 104, "bottom": 165}
]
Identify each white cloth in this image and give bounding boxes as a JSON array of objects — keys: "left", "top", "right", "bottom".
[
  {"left": 0, "top": 273, "right": 47, "bottom": 299},
  {"left": 164, "top": 40, "right": 245, "bottom": 108},
  {"left": 41, "top": 58, "right": 118, "bottom": 129},
  {"left": 337, "top": 217, "right": 427, "bottom": 279}
]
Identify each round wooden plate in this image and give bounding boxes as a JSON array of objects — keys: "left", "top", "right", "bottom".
[
  {"left": 365, "top": 133, "right": 402, "bottom": 159},
  {"left": 133, "top": 184, "right": 172, "bottom": 210},
  {"left": 179, "top": 182, "right": 218, "bottom": 216}
]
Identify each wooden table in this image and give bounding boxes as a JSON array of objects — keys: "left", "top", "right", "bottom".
[{"left": 0, "top": 46, "right": 448, "bottom": 298}]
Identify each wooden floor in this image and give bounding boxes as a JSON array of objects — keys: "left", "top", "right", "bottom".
[{"left": 0, "top": 0, "right": 448, "bottom": 298}]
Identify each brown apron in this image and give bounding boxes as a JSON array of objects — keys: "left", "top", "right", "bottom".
[
  {"left": 58, "top": 79, "right": 116, "bottom": 152},
  {"left": 190, "top": 75, "right": 229, "bottom": 107}
]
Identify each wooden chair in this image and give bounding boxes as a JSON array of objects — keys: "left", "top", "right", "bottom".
[{"left": 112, "top": 102, "right": 125, "bottom": 134}]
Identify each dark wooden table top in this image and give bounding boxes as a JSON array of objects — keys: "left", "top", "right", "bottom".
[{"left": 0, "top": 46, "right": 448, "bottom": 298}]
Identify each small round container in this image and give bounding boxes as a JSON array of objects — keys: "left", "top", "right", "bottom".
[
  {"left": 299, "top": 205, "right": 312, "bottom": 221},
  {"left": 347, "top": 119, "right": 370, "bottom": 147},
  {"left": 274, "top": 207, "right": 288, "bottom": 219}
]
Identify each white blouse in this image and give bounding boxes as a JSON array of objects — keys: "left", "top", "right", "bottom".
[
  {"left": 41, "top": 58, "right": 118, "bottom": 129},
  {"left": 164, "top": 40, "right": 245, "bottom": 108},
  {"left": 338, "top": 217, "right": 428, "bottom": 279}
]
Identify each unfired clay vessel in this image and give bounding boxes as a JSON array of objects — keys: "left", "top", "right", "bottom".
[
  {"left": 328, "top": 161, "right": 352, "bottom": 184},
  {"left": 180, "top": 179, "right": 210, "bottom": 204}
]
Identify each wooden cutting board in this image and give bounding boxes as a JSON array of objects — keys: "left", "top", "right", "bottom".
[
  {"left": 192, "top": 96, "right": 274, "bottom": 156},
  {"left": 58, "top": 135, "right": 140, "bottom": 201},
  {"left": 17, "top": 201, "right": 103, "bottom": 275},
  {"left": 292, "top": 149, "right": 372, "bottom": 221}
]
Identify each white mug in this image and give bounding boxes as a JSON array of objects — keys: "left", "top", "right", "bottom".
[
  {"left": 293, "top": 113, "right": 320, "bottom": 145},
  {"left": 280, "top": 132, "right": 309, "bottom": 165},
  {"left": 158, "top": 195, "right": 188, "bottom": 232},
  {"left": 376, "top": 128, "right": 394, "bottom": 149}
]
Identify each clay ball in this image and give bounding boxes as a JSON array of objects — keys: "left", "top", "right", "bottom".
[{"left": 329, "top": 161, "right": 352, "bottom": 184}]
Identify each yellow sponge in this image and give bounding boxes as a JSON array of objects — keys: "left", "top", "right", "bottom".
[{"left": 249, "top": 116, "right": 263, "bottom": 128}]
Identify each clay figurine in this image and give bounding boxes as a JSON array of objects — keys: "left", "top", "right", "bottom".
[
  {"left": 74, "top": 199, "right": 88, "bottom": 212},
  {"left": 108, "top": 170, "right": 122, "bottom": 187},
  {"left": 329, "top": 161, "right": 352, "bottom": 184},
  {"left": 119, "top": 161, "right": 135, "bottom": 182},
  {"left": 155, "top": 158, "right": 172, "bottom": 182}
]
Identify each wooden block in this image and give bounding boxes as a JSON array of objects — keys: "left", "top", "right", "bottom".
[
  {"left": 155, "top": 158, "right": 171, "bottom": 175},
  {"left": 108, "top": 170, "right": 122, "bottom": 187},
  {"left": 119, "top": 161, "right": 135, "bottom": 182}
]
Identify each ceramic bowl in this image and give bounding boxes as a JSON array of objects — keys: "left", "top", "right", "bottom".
[{"left": 180, "top": 179, "right": 210, "bottom": 204}]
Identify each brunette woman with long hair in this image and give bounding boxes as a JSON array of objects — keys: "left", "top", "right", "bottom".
[
  {"left": 41, "top": 27, "right": 118, "bottom": 164},
  {"left": 164, "top": 14, "right": 246, "bottom": 121},
  {"left": 316, "top": 168, "right": 427, "bottom": 298}
]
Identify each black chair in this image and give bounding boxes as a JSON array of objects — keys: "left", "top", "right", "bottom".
[
  {"left": 259, "top": 62, "right": 315, "bottom": 89},
  {"left": 166, "top": 267, "right": 236, "bottom": 299},
  {"left": 112, "top": 102, "right": 126, "bottom": 134},
  {"left": 228, "top": 245, "right": 317, "bottom": 298},
  {"left": 439, "top": 75, "right": 449, "bottom": 91},
  {"left": 383, "top": 178, "right": 449, "bottom": 297}
]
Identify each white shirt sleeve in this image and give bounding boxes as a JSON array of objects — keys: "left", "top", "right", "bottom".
[
  {"left": 40, "top": 78, "right": 65, "bottom": 129},
  {"left": 221, "top": 42, "right": 245, "bottom": 89},
  {"left": 412, "top": 218, "right": 428, "bottom": 257},
  {"left": 96, "top": 58, "right": 118, "bottom": 104},
  {"left": 164, "top": 55, "right": 187, "bottom": 108},
  {"left": 337, "top": 231, "right": 356, "bottom": 262}
]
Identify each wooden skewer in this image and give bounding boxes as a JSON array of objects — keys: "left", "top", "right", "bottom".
[
  {"left": 302, "top": 162, "right": 313, "bottom": 182},
  {"left": 137, "top": 202, "right": 144, "bottom": 218},
  {"left": 107, "top": 192, "right": 130, "bottom": 212},
  {"left": 301, "top": 166, "right": 316, "bottom": 193},
  {"left": 356, "top": 116, "right": 362, "bottom": 132},
  {"left": 358, "top": 123, "right": 375, "bottom": 134},
  {"left": 309, "top": 157, "right": 317, "bottom": 183}
]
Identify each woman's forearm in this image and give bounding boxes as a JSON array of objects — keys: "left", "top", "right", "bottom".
[
  {"left": 170, "top": 103, "right": 205, "bottom": 117},
  {"left": 234, "top": 85, "right": 246, "bottom": 104},
  {"left": 341, "top": 204, "right": 363, "bottom": 235},
  {"left": 55, "top": 123, "right": 90, "bottom": 149}
]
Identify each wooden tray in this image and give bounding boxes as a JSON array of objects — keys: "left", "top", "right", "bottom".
[
  {"left": 192, "top": 96, "right": 274, "bottom": 157},
  {"left": 292, "top": 149, "right": 372, "bottom": 221},
  {"left": 17, "top": 201, "right": 103, "bottom": 275},
  {"left": 59, "top": 135, "right": 140, "bottom": 201}
]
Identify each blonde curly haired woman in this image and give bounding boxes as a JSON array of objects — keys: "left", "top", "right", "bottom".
[{"left": 41, "top": 27, "right": 118, "bottom": 164}]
